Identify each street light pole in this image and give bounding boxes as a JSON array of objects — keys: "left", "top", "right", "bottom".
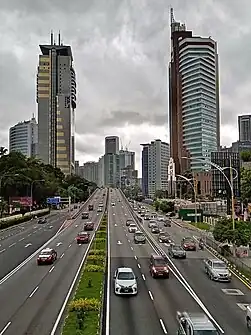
[{"left": 229, "top": 155, "right": 235, "bottom": 230}]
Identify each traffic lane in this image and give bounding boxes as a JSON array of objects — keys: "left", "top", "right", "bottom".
[
  {"left": 132, "top": 240, "right": 203, "bottom": 335},
  {"left": 1, "top": 228, "right": 95, "bottom": 335},
  {"left": 0, "top": 209, "right": 102, "bottom": 331},
  {"left": 109, "top": 212, "right": 164, "bottom": 335},
  {"left": 144, "top": 224, "right": 250, "bottom": 335}
]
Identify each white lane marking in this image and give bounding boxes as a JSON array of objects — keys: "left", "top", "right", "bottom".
[
  {"left": 9, "top": 243, "right": 16, "bottom": 248},
  {"left": 142, "top": 274, "right": 146, "bottom": 281},
  {"left": 134, "top": 255, "right": 137, "bottom": 260},
  {"left": 0, "top": 321, "right": 12, "bottom": 335},
  {"left": 0, "top": 249, "right": 6, "bottom": 254},
  {"left": 49, "top": 266, "right": 55, "bottom": 273},
  {"left": 117, "top": 241, "right": 122, "bottom": 245},
  {"left": 222, "top": 288, "right": 244, "bottom": 296},
  {"left": 237, "top": 303, "right": 249, "bottom": 311},
  {"left": 19, "top": 238, "right": 25, "bottom": 241},
  {"left": 25, "top": 243, "right": 32, "bottom": 248},
  {"left": 159, "top": 319, "right": 168, "bottom": 334},
  {"left": 131, "top": 246, "right": 134, "bottom": 251},
  {"left": 148, "top": 290, "right": 154, "bottom": 300},
  {"left": 28, "top": 234, "right": 31, "bottom": 237},
  {"left": 56, "top": 242, "right": 62, "bottom": 247},
  {"left": 29, "top": 286, "right": 39, "bottom": 298},
  {"left": 128, "top": 239, "right": 130, "bottom": 242},
  {"left": 68, "top": 244, "right": 72, "bottom": 248},
  {"left": 137, "top": 263, "right": 141, "bottom": 268}
]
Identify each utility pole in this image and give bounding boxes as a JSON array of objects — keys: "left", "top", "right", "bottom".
[
  {"left": 193, "top": 174, "right": 198, "bottom": 224},
  {"left": 229, "top": 155, "right": 235, "bottom": 230}
]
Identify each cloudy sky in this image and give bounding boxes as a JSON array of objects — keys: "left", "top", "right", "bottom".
[{"left": 0, "top": 0, "right": 250, "bottom": 175}]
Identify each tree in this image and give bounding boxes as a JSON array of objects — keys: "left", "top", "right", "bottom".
[
  {"left": 154, "top": 190, "right": 165, "bottom": 199},
  {"left": 240, "top": 150, "right": 251, "bottom": 162},
  {"left": 240, "top": 168, "right": 251, "bottom": 202},
  {"left": 213, "top": 218, "right": 251, "bottom": 247}
]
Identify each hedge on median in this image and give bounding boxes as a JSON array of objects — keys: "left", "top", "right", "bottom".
[
  {"left": 62, "top": 213, "right": 107, "bottom": 335},
  {"left": 0, "top": 209, "right": 50, "bottom": 230}
]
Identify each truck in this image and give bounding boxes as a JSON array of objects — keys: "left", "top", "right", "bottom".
[{"left": 88, "top": 204, "right": 94, "bottom": 211}]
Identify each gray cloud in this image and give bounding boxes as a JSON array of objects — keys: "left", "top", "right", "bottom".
[{"left": 0, "top": 0, "right": 250, "bottom": 168}]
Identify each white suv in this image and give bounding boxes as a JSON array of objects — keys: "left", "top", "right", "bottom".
[{"left": 114, "top": 267, "right": 138, "bottom": 295}]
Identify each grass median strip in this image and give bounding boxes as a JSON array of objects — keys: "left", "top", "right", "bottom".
[{"left": 62, "top": 214, "right": 107, "bottom": 335}]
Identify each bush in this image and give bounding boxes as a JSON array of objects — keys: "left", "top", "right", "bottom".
[
  {"left": 85, "top": 264, "right": 104, "bottom": 272},
  {"left": 87, "top": 255, "right": 105, "bottom": 264},
  {"left": 192, "top": 222, "right": 210, "bottom": 230},
  {"left": 69, "top": 298, "right": 101, "bottom": 312},
  {"left": 94, "top": 238, "right": 105, "bottom": 243},
  {"left": 0, "top": 210, "right": 49, "bottom": 230},
  {"left": 99, "top": 225, "right": 107, "bottom": 231},
  {"left": 95, "top": 231, "right": 106, "bottom": 238},
  {"left": 89, "top": 249, "right": 105, "bottom": 255}
]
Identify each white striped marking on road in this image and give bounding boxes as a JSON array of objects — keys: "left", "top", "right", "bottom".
[
  {"left": 142, "top": 274, "right": 146, "bottom": 281},
  {"left": 60, "top": 253, "right": 65, "bottom": 259},
  {"left": 148, "top": 290, "right": 154, "bottom": 300},
  {"left": 29, "top": 286, "right": 39, "bottom": 298},
  {"left": 134, "top": 255, "right": 137, "bottom": 260},
  {"left": 9, "top": 243, "right": 16, "bottom": 248},
  {"left": 137, "top": 263, "right": 141, "bottom": 268},
  {"left": 49, "top": 266, "right": 55, "bottom": 273},
  {"left": 19, "top": 238, "right": 25, "bottom": 241},
  {"left": 0, "top": 249, "right": 6, "bottom": 254},
  {"left": 68, "top": 244, "right": 72, "bottom": 248},
  {"left": 159, "top": 319, "right": 168, "bottom": 334},
  {"left": 131, "top": 246, "right": 134, "bottom": 250},
  {"left": 0, "top": 321, "right": 11, "bottom": 335},
  {"left": 128, "top": 239, "right": 130, "bottom": 242}
]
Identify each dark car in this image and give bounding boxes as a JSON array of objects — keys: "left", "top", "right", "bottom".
[
  {"left": 164, "top": 220, "right": 171, "bottom": 227},
  {"left": 181, "top": 237, "right": 196, "bottom": 251},
  {"left": 168, "top": 245, "right": 186, "bottom": 258},
  {"left": 76, "top": 232, "right": 90, "bottom": 244},
  {"left": 38, "top": 217, "right": 47, "bottom": 224},
  {"left": 158, "top": 232, "right": 172, "bottom": 243},
  {"left": 149, "top": 254, "right": 169, "bottom": 278},
  {"left": 84, "top": 222, "right": 94, "bottom": 231},
  {"left": 151, "top": 226, "right": 160, "bottom": 234},
  {"left": 134, "top": 231, "right": 146, "bottom": 244},
  {"left": 37, "top": 248, "right": 57, "bottom": 265},
  {"left": 82, "top": 212, "right": 89, "bottom": 219},
  {"left": 126, "top": 219, "right": 134, "bottom": 226},
  {"left": 88, "top": 204, "right": 94, "bottom": 211}
]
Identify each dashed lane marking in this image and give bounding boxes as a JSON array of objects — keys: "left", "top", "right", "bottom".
[
  {"left": 29, "top": 286, "right": 39, "bottom": 298},
  {"left": 159, "top": 319, "right": 168, "bottom": 334},
  {"left": 236, "top": 303, "right": 250, "bottom": 311},
  {"left": 148, "top": 290, "right": 154, "bottom": 300},
  {"left": 49, "top": 266, "right": 55, "bottom": 273},
  {"left": 0, "top": 249, "right": 6, "bottom": 254},
  {"left": 137, "top": 263, "right": 141, "bottom": 268},
  {"left": 221, "top": 288, "right": 244, "bottom": 295},
  {"left": 142, "top": 274, "right": 146, "bottom": 281},
  {"left": 9, "top": 243, "right": 16, "bottom": 248}
]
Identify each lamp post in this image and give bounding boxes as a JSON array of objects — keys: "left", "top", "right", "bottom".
[
  {"left": 182, "top": 156, "right": 238, "bottom": 230},
  {"left": 176, "top": 174, "right": 198, "bottom": 223},
  {"left": 30, "top": 179, "right": 45, "bottom": 213}
]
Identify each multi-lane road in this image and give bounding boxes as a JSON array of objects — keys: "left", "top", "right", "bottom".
[
  {"left": 0, "top": 188, "right": 107, "bottom": 335},
  {"left": 106, "top": 189, "right": 251, "bottom": 334}
]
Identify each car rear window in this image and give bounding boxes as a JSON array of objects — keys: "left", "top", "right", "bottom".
[
  {"left": 153, "top": 258, "right": 166, "bottom": 266},
  {"left": 41, "top": 250, "right": 51, "bottom": 255}
]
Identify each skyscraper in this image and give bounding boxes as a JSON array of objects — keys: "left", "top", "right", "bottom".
[
  {"left": 238, "top": 115, "right": 251, "bottom": 142},
  {"left": 9, "top": 117, "right": 38, "bottom": 157},
  {"left": 169, "top": 9, "right": 220, "bottom": 173},
  {"left": 36, "top": 32, "right": 76, "bottom": 174},
  {"left": 105, "top": 136, "right": 119, "bottom": 154}
]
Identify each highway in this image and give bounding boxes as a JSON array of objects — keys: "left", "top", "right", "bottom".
[
  {"left": 0, "top": 189, "right": 106, "bottom": 335},
  {"left": 125, "top": 196, "right": 251, "bottom": 334}
]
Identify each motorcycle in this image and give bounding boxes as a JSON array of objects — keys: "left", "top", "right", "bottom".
[{"left": 198, "top": 241, "right": 204, "bottom": 250}]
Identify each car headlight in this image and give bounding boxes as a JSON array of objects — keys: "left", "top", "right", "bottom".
[
  {"left": 212, "top": 271, "right": 219, "bottom": 277},
  {"left": 132, "top": 283, "right": 137, "bottom": 289},
  {"left": 115, "top": 283, "right": 122, "bottom": 288}
]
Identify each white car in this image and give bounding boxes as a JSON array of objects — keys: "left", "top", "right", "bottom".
[
  {"left": 128, "top": 223, "right": 137, "bottom": 233},
  {"left": 158, "top": 216, "right": 165, "bottom": 222},
  {"left": 114, "top": 267, "right": 138, "bottom": 295}
]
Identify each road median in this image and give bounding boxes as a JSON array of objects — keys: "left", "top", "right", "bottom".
[{"left": 62, "top": 213, "right": 107, "bottom": 335}]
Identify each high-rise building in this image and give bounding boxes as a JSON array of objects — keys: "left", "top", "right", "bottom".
[
  {"left": 80, "top": 161, "right": 98, "bottom": 185},
  {"left": 141, "top": 140, "right": 170, "bottom": 198},
  {"left": 119, "top": 149, "right": 137, "bottom": 188},
  {"left": 98, "top": 155, "right": 105, "bottom": 187},
  {"left": 36, "top": 32, "right": 76, "bottom": 175},
  {"left": 9, "top": 117, "right": 38, "bottom": 157},
  {"left": 119, "top": 150, "right": 135, "bottom": 170},
  {"left": 238, "top": 115, "right": 251, "bottom": 142},
  {"left": 169, "top": 8, "right": 220, "bottom": 173},
  {"left": 105, "top": 136, "right": 119, "bottom": 154}
]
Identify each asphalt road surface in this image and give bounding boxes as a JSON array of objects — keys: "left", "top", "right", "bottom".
[
  {"left": 0, "top": 189, "right": 106, "bottom": 335},
  {"left": 126, "top": 195, "right": 251, "bottom": 335}
]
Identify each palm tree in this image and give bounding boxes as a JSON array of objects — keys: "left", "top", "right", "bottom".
[{"left": 0, "top": 147, "right": 7, "bottom": 157}]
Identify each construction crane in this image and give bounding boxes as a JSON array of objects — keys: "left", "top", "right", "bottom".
[{"left": 125, "top": 141, "right": 131, "bottom": 151}]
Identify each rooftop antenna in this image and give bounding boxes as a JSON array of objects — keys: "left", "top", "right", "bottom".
[
  {"left": 58, "top": 31, "right": 61, "bottom": 45},
  {"left": 50, "top": 30, "right": 53, "bottom": 45}
]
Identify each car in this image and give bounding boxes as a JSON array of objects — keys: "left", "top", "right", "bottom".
[
  {"left": 158, "top": 216, "right": 165, "bottom": 222},
  {"left": 37, "top": 217, "right": 47, "bottom": 224},
  {"left": 137, "top": 210, "right": 142, "bottom": 214},
  {"left": 246, "top": 304, "right": 251, "bottom": 330},
  {"left": 148, "top": 220, "right": 157, "bottom": 228},
  {"left": 128, "top": 223, "right": 137, "bottom": 233},
  {"left": 74, "top": 205, "right": 78, "bottom": 209},
  {"left": 144, "top": 214, "right": 150, "bottom": 220},
  {"left": 126, "top": 219, "right": 134, "bottom": 226},
  {"left": 111, "top": 202, "right": 115, "bottom": 206},
  {"left": 88, "top": 204, "right": 94, "bottom": 211},
  {"left": 140, "top": 211, "right": 145, "bottom": 217},
  {"left": 97, "top": 207, "right": 102, "bottom": 212},
  {"left": 82, "top": 212, "right": 89, "bottom": 219},
  {"left": 149, "top": 254, "right": 169, "bottom": 278},
  {"left": 114, "top": 267, "right": 138, "bottom": 295},
  {"left": 158, "top": 232, "right": 172, "bottom": 244},
  {"left": 84, "top": 222, "right": 94, "bottom": 231},
  {"left": 37, "top": 248, "right": 57, "bottom": 265},
  {"left": 99, "top": 202, "right": 103, "bottom": 207},
  {"left": 177, "top": 311, "right": 219, "bottom": 334},
  {"left": 151, "top": 226, "right": 160, "bottom": 234},
  {"left": 204, "top": 258, "right": 231, "bottom": 282},
  {"left": 164, "top": 219, "right": 171, "bottom": 227},
  {"left": 134, "top": 231, "right": 146, "bottom": 244},
  {"left": 76, "top": 232, "right": 90, "bottom": 244},
  {"left": 168, "top": 245, "right": 186, "bottom": 258},
  {"left": 181, "top": 237, "right": 196, "bottom": 251},
  {"left": 151, "top": 212, "right": 157, "bottom": 218}
]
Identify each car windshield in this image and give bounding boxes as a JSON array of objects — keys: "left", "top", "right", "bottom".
[
  {"left": 173, "top": 246, "right": 182, "bottom": 250},
  {"left": 117, "top": 271, "right": 135, "bottom": 280},
  {"left": 40, "top": 250, "right": 51, "bottom": 255},
  {"left": 154, "top": 259, "right": 166, "bottom": 266},
  {"left": 213, "top": 262, "right": 226, "bottom": 269},
  {"left": 184, "top": 238, "right": 194, "bottom": 243}
]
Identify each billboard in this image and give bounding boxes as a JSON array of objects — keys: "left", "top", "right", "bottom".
[
  {"left": 47, "top": 197, "right": 61, "bottom": 205},
  {"left": 9, "top": 197, "right": 32, "bottom": 206}
]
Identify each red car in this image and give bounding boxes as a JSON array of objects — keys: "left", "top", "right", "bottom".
[
  {"left": 84, "top": 222, "right": 94, "bottom": 231},
  {"left": 149, "top": 254, "right": 169, "bottom": 278},
  {"left": 76, "top": 232, "right": 90, "bottom": 244},
  {"left": 181, "top": 237, "right": 196, "bottom": 251},
  {"left": 37, "top": 248, "right": 57, "bottom": 265}
]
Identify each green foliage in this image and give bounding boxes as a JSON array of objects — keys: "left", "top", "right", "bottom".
[
  {"left": 154, "top": 200, "right": 160, "bottom": 211},
  {"left": 213, "top": 218, "right": 251, "bottom": 246},
  {"left": 0, "top": 150, "right": 97, "bottom": 210},
  {"left": 240, "top": 150, "right": 251, "bottom": 162},
  {"left": 88, "top": 249, "right": 105, "bottom": 256},
  {"left": 241, "top": 168, "right": 251, "bottom": 201},
  {"left": 69, "top": 298, "right": 101, "bottom": 312},
  {"left": 157, "top": 200, "right": 175, "bottom": 213},
  {"left": 95, "top": 231, "right": 106, "bottom": 238},
  {"left": 191, "top": 222, "right": 210, "bottom": 231},
  {"left": 85, "top": 264, "right": 104, "bottom": 272},
  {"left": 0, "top": 209, "right": 49, "bottom": 230},
  {"left": 154, "top": 189, "right": 166, "bottom": 199}
]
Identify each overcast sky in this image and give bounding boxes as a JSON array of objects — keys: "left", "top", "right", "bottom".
[{"left": 0, "top": 0, "right": 250, "bottom": 175}]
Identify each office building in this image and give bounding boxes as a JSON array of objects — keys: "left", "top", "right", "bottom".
[
  {"left": 36, "top": 32, "right": 76, "bottom": 174},
  {"left": 74, "top": 161, "right": 80, "bottom": 176},
  {"left": 98, "top": 155, "right": 105, "bottom": 187},
  {"left": 80, "top": 161, "right": 98, "bottom": 185},
  {"left": 119, "top": 149, "right": 135, "bottom": 170},
  {"left": 169, "top": 8, "right": 220, "bottom": 174},
  {"left": 104, "top": 154, "right": 120, "bottom": 187},
  {"left": 211, "top": 151, "right": 240, "bottom": 214},
  {"left": 9, "top": 117, "right": 38, "bottom": 157},
  {"left": 141, "top": 140, "right": 170, "bottom": 198},
  {"left": 239, "top": 115, "right": 251, "bottom": 142},
  {"left": 119, "top": 149, "right": 137, "bottom": 188},
  {"left": 105, "top": 136, "right": 119, "bottom": 154}
]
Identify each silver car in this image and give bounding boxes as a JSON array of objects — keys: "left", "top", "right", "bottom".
[
  {"left": 168, "top": 245, "right": 186, "bottom": 258},
  {"left": 204, "top": 258, "right": 231, "bottom": 282}
]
